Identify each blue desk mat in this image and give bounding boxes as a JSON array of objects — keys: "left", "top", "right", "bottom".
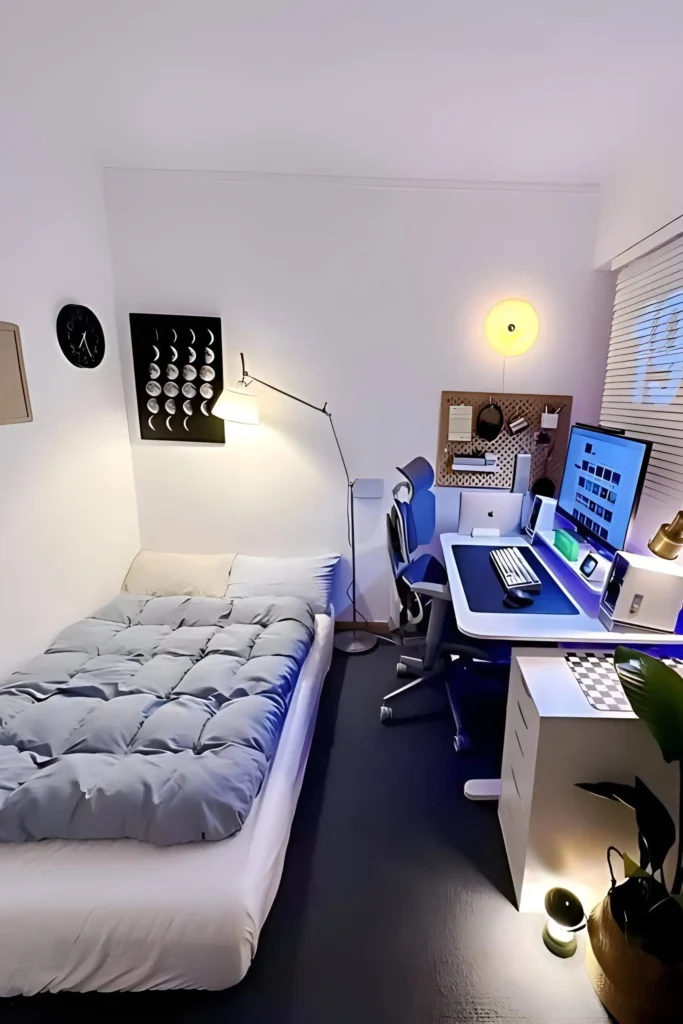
[{"left": 450, "top": 544, "right": 580, "bottom": 615}]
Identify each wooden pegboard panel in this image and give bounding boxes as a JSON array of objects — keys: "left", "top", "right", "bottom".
[{"left": 436, "top": 391, "right": 573, "bottom": 491}]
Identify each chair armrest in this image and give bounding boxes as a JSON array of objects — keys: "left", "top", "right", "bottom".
[{"left": 411, "top": 581, "right": 451, "bottom": 601}]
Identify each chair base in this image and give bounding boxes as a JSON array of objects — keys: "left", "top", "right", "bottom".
[
  {"left": 334, "top": 629, "right": 378, "bottom": 655},
  {"left": 380, "top": 661, "right": 447, "bottom": 723},
  {"left": 397, "top": 654, "right": 424, "bottom": 677},
  {"left": 445, "top": 658, "right": 471, "bottom": 752}
]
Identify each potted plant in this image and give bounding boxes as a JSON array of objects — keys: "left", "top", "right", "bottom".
[{"left": 577, "top": 646, "right": 683, "bottom": 1023}]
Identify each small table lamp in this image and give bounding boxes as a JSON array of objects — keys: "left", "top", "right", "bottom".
[
  {"left": 213, "top": 354, "right": 377, "bottom": 655},
  {"left": 543, "top": 887, "right": 586, "bottom": 958},
  {"left": 212, "top": 385, "right": 259, "bottom": 425}
]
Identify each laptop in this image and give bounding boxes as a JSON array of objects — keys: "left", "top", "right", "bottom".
[{"left": 458, "top": 490, "right": 524, "bottom": 536}]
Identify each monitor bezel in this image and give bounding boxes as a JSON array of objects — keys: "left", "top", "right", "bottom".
[{"left": 556, "top": 424, "right": 652, "bottom": 555}]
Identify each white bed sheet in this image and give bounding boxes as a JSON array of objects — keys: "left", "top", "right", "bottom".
[{"left": 0, "top": 613, "right": 334, "bottom": 996}]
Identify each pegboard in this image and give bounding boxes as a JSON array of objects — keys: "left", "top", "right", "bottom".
[{"left": 436, "top": 391, "right": 573, "bottom": 491}]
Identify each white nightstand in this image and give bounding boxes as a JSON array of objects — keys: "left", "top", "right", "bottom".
[{"left": 499, "top": 648, "right": 680, "bottom": 915}]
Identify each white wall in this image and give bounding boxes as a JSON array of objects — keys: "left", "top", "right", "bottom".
[
  {"left": 0, "top": 124, "right": 140, "bottom": 675},
  {"left": 596, "top": 137, "right": 683, "bottom": 267},
  {"left": 105, "top": 171, "right": 614, "bottom": 620}
]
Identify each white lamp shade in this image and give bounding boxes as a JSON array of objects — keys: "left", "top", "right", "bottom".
[{"left": 212, "top": 388, "right": 260, "bottom": 424}]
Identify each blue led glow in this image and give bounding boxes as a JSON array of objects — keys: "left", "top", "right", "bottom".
[{"left": 632, "top": 290, "right": 683, "bottom": 405}]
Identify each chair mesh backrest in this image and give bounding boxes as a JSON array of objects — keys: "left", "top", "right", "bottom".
[
  {"left": 397, "top": 457, "right": 435, "bottom": 497},
  {"left": 386, "top": 510, "right": 404, "bottom": 576},
  {"left": 394, "top": 457, "right": 436, "bottom": 554},
  {"left": 408, "top": 490, "right": 435, "bottom": 549}
]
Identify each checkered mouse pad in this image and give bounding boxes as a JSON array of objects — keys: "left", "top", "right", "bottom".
[{"left": 565, "top": 652, "right": 683, "bottom": 712}]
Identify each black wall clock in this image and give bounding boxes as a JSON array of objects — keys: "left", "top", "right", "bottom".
[{"left": 56, "top": 304, "right": 105, "bottom": 368}]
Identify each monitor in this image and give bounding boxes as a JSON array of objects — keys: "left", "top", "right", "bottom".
[{"left": 557, "top": 424, "right": 652, "bottom": 554}]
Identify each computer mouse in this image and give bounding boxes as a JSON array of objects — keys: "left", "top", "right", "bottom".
[{"left": 503, "top": 588, "right": 535, "bottom": 609}]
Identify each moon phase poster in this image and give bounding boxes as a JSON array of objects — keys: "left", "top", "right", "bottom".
[{"left": 130, "top": 313, "right": 225, "bottom": 443}]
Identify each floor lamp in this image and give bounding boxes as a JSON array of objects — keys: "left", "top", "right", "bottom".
[{"left": 212, "top": 353, "right": 377, "bottom": 655}]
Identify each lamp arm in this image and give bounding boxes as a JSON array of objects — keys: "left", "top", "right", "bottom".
[
  {"left": 243, "top": 371, "right": 329, "bottom": 416},
  {"left": 239, "top": 352, "right": 351, "bottom": 487},
  {"left": 239, "top": 351, "right": 367, "bottom": 632},
  {"left": 327, "top": 413, "right": 352, "bottom": 489}
]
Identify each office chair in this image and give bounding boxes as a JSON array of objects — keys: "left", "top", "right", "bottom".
[{"left": 381, "top": 456, "right": 490, "bottom": 738}]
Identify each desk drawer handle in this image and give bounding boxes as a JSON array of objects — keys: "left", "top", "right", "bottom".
[
  {"left": 516, "top": 700, "right": 528, "bottom": 731},
  {"left": 519, "top": 675, "right": 533, "bottom": 700},
  {"left": 510, "top": 763, "right": 521, "bottom": 800},
  {"left": 515, "top": 729, "right": 524, "bottom": 757}
]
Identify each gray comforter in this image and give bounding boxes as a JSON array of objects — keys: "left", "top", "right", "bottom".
[{"left": 0, "top": 593, "right": 314, "bottom": 845}]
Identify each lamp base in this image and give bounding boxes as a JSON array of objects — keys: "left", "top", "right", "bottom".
[
  {"left": 334, "top": 629, "right": 378, "bottom": 655},
  {"left": 542, "top": 922, "right": 577, "bottom": 958}
]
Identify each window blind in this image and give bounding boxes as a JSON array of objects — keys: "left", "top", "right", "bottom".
[{"left": 600, "top": 234, "right": 683, "bottom": 505}]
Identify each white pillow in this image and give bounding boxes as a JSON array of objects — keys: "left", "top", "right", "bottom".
[
  {"left": 225, "top": 554, "right": 340, "bottom": 614},
  {"left": 122, "top": 550, "right": 236, "bottom": 598}
]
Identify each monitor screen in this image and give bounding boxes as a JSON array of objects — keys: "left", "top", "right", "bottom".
[{"left": 557, "top": 425, "right": 651, "bottom": 554}]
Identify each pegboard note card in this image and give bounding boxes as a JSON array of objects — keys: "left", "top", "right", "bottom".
[{"left": 448, "top": 405, "right": 473, "bottom": 442}]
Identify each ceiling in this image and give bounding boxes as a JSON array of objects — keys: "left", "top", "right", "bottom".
[{"left": 3, "top": 0, "right": 683, "bottom": 183}]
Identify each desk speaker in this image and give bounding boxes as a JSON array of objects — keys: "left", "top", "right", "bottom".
[{"left": 525, "top": 495, "right": 557, "bottom": 540}]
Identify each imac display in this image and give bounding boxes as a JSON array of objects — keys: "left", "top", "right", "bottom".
[{"left": 557, "top": 425, "right": 651, "bottom": 554}]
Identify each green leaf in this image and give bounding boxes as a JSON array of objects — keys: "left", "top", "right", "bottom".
[
  {"left": 576, "top": 778, "right": 676, "bottom": 873},
  {"left": 623, "top": 851, "right": 651, "bottom": 878},
  {"left": 576, "top": 781, "right": 636, "bottom": 804},
  {"left": 633, "top": 776, "right": 677, "bottom": 874},
  {"left": 614, "top": 647, "right": 683, "bottom": 763}
]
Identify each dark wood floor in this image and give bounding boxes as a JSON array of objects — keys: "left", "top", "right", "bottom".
[{"left": 4, "top": 645, "right": 608, "bottom": 1022}]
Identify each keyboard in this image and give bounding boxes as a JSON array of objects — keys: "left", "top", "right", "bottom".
[{"left": 490, "top": 546, "right": 542, "bottom": 594}]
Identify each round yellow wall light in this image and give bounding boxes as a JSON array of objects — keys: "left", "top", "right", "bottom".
[{"left": 485, "top": 299, "right": 539, "bottom": 356}]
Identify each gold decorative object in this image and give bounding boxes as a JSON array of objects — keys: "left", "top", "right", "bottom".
[
  {"left": 649, "top": 511, "right": 683, "bottom": 560},
  {"left": 586, "top": 895, "right": 683, "bottom": 1023}
]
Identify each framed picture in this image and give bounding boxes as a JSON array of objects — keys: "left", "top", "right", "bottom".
[
  {"left": 0, "top": 322, "right": 32, "bottom": 425},
  {"left": 130, "top": 313, "right": 224, "bottom": 443}
]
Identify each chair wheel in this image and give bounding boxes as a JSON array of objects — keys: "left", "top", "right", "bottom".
[
  {"left": 396, "top": 663, "right": 409, "bottom": 678},
  {"left": 453, "top": 733, "right": 470, "bottom": 752},
  {"left": 380, "top": 705, "right": 393, "bottom": 723}
]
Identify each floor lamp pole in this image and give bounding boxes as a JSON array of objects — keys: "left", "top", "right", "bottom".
[
  {"left": 350, "top": 480, "right": 357, "bottom": 622},
  {"left": 238, "top": 354, "right": 377, "bottom": 655}
]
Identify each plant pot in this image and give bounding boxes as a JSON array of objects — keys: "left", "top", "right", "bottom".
[{"left": 586, "top": 895, "right": 683, "bottom": 1023}]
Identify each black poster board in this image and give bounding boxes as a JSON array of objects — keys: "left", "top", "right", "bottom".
[{"left": 130, "top": 313, "right": 225, "bottom": 443}]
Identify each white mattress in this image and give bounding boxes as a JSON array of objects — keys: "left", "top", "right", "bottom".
[{"left": 0, "top": 613, "right": 334, "bottom": 996}]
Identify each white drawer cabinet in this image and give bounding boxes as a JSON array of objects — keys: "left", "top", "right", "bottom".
[
  {"left": 498, "top": 649, "right": 680, "bottom": 915},
  {"left": 502, "top": 664, "right": 539, "bottom": 808}
]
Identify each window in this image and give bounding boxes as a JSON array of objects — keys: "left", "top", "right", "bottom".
[{"left": 600, "top": 235, "right": 683, "bottom": 504}]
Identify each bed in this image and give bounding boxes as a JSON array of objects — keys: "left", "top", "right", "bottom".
[{"left": 0, "top": 551, "right": 337, "bottom": 995}]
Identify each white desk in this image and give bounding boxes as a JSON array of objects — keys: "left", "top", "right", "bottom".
[
  {"left": 440, "top": 531, "right": 683, "bottom": 645},
  {"left": 440, "top": 531, "right": 683, "bottom": 801}
]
